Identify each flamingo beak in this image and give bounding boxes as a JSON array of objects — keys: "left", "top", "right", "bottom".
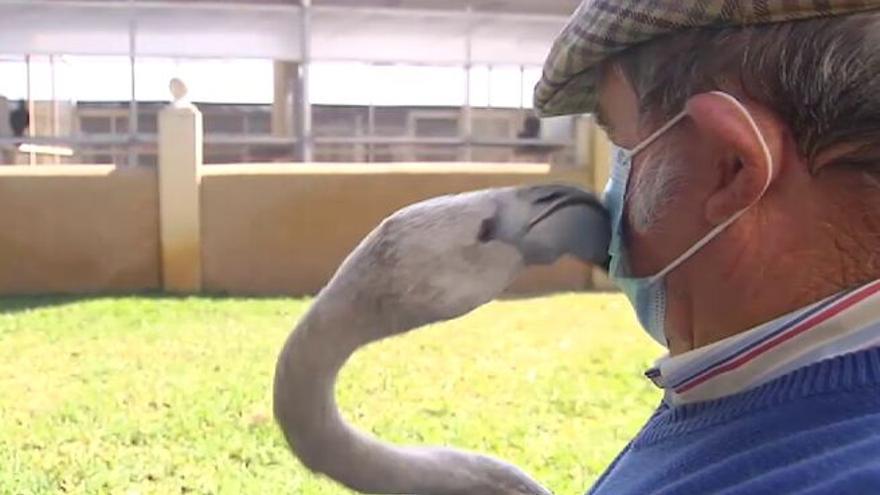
[{"left": 483, "top": 184, "right": 611, "bottom": 269}]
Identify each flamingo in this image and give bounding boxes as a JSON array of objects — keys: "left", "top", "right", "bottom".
[{"left": 274, "top": 184, "right": 611, "bottom": 495}]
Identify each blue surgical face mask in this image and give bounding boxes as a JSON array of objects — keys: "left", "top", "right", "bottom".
[{"left": 604, "top": 91, "right": 774, "bottom": 347}]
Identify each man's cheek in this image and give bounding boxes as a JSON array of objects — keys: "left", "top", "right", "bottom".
[
  {"left": 628, "top": 167, "right": 668, "bottom": 235},
  {"left": 623, "top": 189, "right": 663, "bottom": 276},
  {"left": 626, "top": 165, "right": 689, "bottom": 275}
]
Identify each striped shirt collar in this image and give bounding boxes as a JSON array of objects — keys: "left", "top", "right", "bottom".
[{"left": 647, "top": 279, "right": 880, "bottom": 406}]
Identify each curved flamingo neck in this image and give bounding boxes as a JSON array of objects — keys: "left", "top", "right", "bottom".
[{"left": 272, "top": 292, "right": 550, "bottom": 495}]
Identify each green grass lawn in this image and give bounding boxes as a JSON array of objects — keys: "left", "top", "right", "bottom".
[{"left": 0, "top": 293, "right": 662, "bottom": 495}]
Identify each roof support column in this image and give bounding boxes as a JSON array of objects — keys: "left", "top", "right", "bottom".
[{"left": 294, "top": 0, "right": 313, "bottom": 163}]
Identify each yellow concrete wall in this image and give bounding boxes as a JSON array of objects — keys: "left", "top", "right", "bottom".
[
  {"left": 0, "top": 166, "right": 160, "bottom": 294},
  {"left": 201, "top": 163, "right": 597, "bottom": 296},
  {"left": 0, "top": 161, "right": 607, "bottom": 296}
]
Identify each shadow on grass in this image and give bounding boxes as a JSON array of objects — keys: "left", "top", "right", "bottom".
[
  {"left": 498, "top": 289, "right": 618, "bottom": 302},
  {"left": 0, "top": 291, "right": 302, "bottom": 315},
  {"left": 0, "top": 288, "right": 614, "bottom": 315}
]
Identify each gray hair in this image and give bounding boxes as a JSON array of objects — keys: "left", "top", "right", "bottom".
[
  {"left": 613, "top": 12, "right": 880, "bottom": 174},
  {"left": 628, "top": 134, "right": 691, "bottom": 234}
]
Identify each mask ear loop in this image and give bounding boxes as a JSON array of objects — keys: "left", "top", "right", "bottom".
[
  {"left": 631, "top": 111, "right": 689, "bottom": 156},
  {"left": 618, "top": 111, "right": 689, "bottom": 225},
  {"left": 647, "top": 91, "right": 774, "bottom": 284}
]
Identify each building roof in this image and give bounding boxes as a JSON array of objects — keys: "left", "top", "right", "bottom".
[
  {"left": 319, "top": 0, "right": 580, "bottom": 15},
  {"left": 160, "top": 0, "right": 580, "bottom": 15},
  {"left": 0, "top": 0, "right": 573, "bottom": 65}
]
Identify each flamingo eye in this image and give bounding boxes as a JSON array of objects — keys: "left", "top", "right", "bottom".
[{"left": 477, "top": 217, "right": 496, "bottom": 243}]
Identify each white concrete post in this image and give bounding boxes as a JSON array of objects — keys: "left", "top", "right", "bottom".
[
  {"left": 157, "top": 78, "right": 202, "bottom": 293},
  {"left": 272, "top": 61, "right": 296, "bottom": 137}
]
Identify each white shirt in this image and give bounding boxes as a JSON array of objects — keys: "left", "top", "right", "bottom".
[{"left": 646, "top": 278, "right": 880, "bottom": 406}]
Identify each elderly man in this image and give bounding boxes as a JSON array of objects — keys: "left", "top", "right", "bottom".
[{"left": 535, "top": 1, "right": 880, "bottom": 494}]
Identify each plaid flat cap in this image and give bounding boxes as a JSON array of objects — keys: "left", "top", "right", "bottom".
[{"left": 534, "top": 0, "right": 880, "bottom": 117}]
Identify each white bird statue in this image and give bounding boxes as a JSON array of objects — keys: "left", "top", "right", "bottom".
[
  {"left": 169, "top": 78, "right": 190, "bottom": 108},
  {"left": 273, "top": 184, "right": 611, "bottom": 495}
]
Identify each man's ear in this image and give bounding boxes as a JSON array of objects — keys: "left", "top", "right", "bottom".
[{"left": 685, "top": 93, "right": 784, "bottom": 225}]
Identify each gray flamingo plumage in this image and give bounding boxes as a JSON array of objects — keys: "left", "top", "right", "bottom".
[{"left": 273, "top": 184, "right": 611, "bottom": 495}]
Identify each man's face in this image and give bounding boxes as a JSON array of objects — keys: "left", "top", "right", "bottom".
[
  {"left": 593, "top": 65, "right": 759, "bottom": 352},
  {"left": 595, "top": 66, "right": 718, "bottom": 281}
]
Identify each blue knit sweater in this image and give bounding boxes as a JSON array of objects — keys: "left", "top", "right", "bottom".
[{"left": 588, "top": 347, "right": 880, "bottom": 495}]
